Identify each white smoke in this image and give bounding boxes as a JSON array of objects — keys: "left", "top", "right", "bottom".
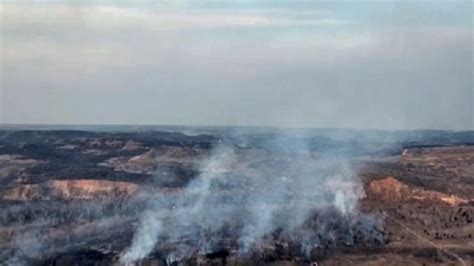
[
  {"left": 121, "top": 136, "right": 380, "bottom": 263},
  {"left": 5, "top": 230, "right": 43, "bottom": 266},
  {"left": 120, "top": 210, "right": 163, "bottom": 263}
]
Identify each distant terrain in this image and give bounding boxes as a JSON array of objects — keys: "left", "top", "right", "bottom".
[{"left": 0, "top": 126, "right": 473, "bottom": 265}]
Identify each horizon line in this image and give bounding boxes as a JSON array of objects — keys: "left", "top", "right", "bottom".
[{"left": 0, "top": 122, "right": 472, "bottom": 133}]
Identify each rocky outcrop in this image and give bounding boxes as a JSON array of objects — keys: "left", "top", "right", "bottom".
[
  {"left": 0, "top": 184, "right": 42, "bottom": 201},
  {"left": 101, "top": 146, "right": 205, "bottom": 174},
  {"left": 367, "top": 177, "right": 467, "bottom": 206},
  {"left": 48, "top": 180, "right": 138, "bottom": 200},
  {"left": 0, "top": 155, "right": 44, "bottom": 178},
  {"left": 1, "top": 179, "right": 138, "bottom": 201}
]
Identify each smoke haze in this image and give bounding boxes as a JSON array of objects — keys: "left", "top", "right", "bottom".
[{"left": 121, "top": 135, "right": 384, "bottom": 263}]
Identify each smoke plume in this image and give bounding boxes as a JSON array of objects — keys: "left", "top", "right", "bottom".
[{"left": 121, "top": 133, "right": 384, "bottom": 263}]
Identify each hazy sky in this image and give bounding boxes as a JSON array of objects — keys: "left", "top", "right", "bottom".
[{"left": 1, "top": 1, "right": 473, "bottom": 130}]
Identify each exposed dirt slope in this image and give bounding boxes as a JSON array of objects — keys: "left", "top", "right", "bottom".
[
  {"left": 367, "top": 177, "right": 468, "bottom": 206},
  {"left": 1, "top": 179, "right": 138, "bottom": 201}
]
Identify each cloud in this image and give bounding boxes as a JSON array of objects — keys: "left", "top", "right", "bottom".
[
  {"left": 0, "top": 2, "right": 472, "bottom": 129},
  {"left": 1, "top": 4, "right": 348, "bottom": 31}
]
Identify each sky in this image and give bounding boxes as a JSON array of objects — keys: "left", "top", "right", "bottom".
[{"left": 0, "top": 0, "right": 473, "bottom": 130}]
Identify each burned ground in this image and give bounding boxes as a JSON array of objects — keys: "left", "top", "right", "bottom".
[{"left": 0, "top": 128, "right": 473, "bottom": 265}]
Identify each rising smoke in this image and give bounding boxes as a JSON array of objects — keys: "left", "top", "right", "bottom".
[{"left": 121, "top": 133, "right": 384, "bottom": 263}]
